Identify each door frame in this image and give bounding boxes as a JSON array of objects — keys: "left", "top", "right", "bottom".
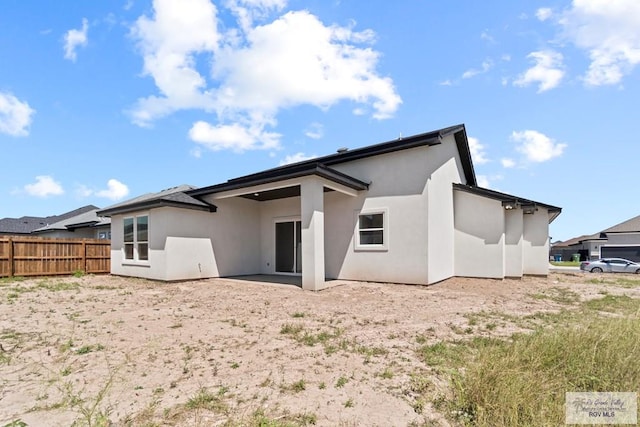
[{"left": 274, "top": 217, "right": 302, "bottom": 275}]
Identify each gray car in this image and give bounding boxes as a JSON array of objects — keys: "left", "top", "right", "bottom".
[{"left": 580, "top": 258, "right": 640, "bottom": 273}]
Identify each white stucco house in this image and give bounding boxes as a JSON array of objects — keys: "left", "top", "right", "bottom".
[{"left": 97, "top": 124, "right": 561, "bottom": 290}]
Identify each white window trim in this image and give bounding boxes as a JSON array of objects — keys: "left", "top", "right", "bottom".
[
  {"left": 122, "top": 213, "right": 149, "bottom": 265},
  {"left": 354, "top": 208, "right": 389, "bottom": 252}
]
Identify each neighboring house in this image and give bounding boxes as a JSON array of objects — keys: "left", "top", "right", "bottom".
[
  {"left": 32, "top": 208, "right": 111, "bottom": 239},
  {"left": 0, "top": 205, "right": 99, "bottom": 236},
  {"left": 98, "top": 124, "right": 561, "bottom": 290},
  {"left": 551, "top": 214, "right": 640, "bottom": 262}
]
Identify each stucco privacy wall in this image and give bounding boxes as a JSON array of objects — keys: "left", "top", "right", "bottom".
[
  {"left": 522, "top": 209, "right": 551, "bottom": 275},
  {"left": 426, "top": 144, "right": 465, "bottom": 283},
  {"left": 504, "top": 209, "right": 524, "bottom": 277},
  {"left": 453, "top": 191, "right": 506, "bottom": 278}
]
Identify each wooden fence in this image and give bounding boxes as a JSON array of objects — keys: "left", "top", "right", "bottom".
[{"left": 0, "top": 236, "right": 110, "bottom": 277}]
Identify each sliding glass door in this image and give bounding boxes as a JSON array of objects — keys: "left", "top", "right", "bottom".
[{"left": 275, "top": 220, "right": 302, "bottom": 274}]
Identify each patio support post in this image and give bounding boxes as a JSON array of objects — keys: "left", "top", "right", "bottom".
[{"left": 300, "top": 178, "right": 325, "bottom": 291}]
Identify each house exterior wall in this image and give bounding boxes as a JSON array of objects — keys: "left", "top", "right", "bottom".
[
  {"left": 453, "top": 191, "right": 505, "bottom": 278},
  {"left": 522, "top": 210, "right": 550, "bottom": 275},
  {"left": 203, "top": 197, "right": 261, "bottom": 277},
  {"left": 504, "top": 210, "right": 524, "bottom": 277},
  {"left": 606, "top": 232, "right": 640, "bottom": 245},
  {"left": 110, "top": 201, "right": 260, "bottom": 281},
  {"left": 106, "top": 131, "right": 556, "bottom": 285},
  {"left": 322, "top": 137, "right": 464, "bottom": 285}
]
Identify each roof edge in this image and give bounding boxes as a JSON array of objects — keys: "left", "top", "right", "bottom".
[
  {"left": 97, "top": 199, "right": 217, "bottom": 217},
  {"left": 453, "top": 183, "right": 562, "bottom": 223}
]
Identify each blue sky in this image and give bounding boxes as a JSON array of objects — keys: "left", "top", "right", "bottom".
[{"left": 1, "top": 0, "right": 638, "bottom": 241}]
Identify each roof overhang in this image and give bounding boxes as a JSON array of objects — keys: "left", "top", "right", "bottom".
[
  {"left": 189, "top": 164, "right": 369, "bottom": 201},
  {"left": 97, "top": 199, "right": 216, "bottom": 217},
  {"left": 453, "top": 183, "right": 562, "bottom": 223}
]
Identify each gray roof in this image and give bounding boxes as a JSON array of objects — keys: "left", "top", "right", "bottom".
[
  {"left": 555, "top": 213, "right": 640, "bottom": 246},
  {"left": 97, "top": 185, "right": 214, "bottom": 217},
  {"left": 0, "top": 205, "right": 99, "bottom": 235},
  {"left": 602, "top": 214, "right": 640, "bottom": 233},
  {"left": 189, "top": 124, "right": 475, "bottom": 198},
  {"left": 32, "top": 208, "right": 110, "bottom": 233}
]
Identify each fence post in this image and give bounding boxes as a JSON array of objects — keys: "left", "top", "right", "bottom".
[
  {"left": 9, "top": 237, "right": 14, "bottom": 277},
  {"left": 81, "top": 240, "right": 87, "bottom": 274}
]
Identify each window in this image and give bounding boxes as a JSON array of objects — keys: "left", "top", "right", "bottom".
[
  {"left": 123, "top": 215, "right": 149, "bottom": 262},
  {"left": 97, "top": 230, "right": 111, "bottom": 240},
  {"left": 355, "top": 209, "right": 388, "bottom": 251}
]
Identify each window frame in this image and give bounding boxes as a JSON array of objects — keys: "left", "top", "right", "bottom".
[
  {"left": 354, "top": 208, "right": 388, "bottom": 251},
  {"left": 122, "top": 214, "right": 149, "bottom": 263}
]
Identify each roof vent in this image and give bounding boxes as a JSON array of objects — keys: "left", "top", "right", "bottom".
[{"left": 336, "top": 147, "right": 348, "bottom": 153}]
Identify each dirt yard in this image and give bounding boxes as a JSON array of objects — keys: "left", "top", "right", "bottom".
[{"left": 1, "top": 272, "right": 638, "bottom": 426}]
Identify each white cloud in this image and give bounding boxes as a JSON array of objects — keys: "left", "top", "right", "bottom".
[
  {"left": 462, "top": 59, "right": 493, "bottom": 79},
  {"left": 0, "top": 92, "right": 35, "bottom": 137},
  {"left": 304, "top": 122, "right": 323, "bottom": 139},
  {"left": 225, "top": 0, "right": 287, "bottom": 32},
  {"left": 536, "top": 8, "right": 553, "bottom": 21},
  {"left": 24, "top": 176, "right": 64, "bottom": 197},
  {"left": 511, "top": 130, "right": 567, "bottom": 162},
  {"left": 63, "top": 18, "right": 89, "bottom": 62},
  {"left": 501, "top": 158, "right": 516, "bottom": 168},
  {"left": 468, "top": 136, "right": 489, "bottom": 165},
  {"left": 480, "top": 30, "right": 494, "bottom": 43},
  {"left": 439, "top": 79, "right": 453, "bottom": 86},
  {"left": 559, "top": 0, "right": 640, "bottom": 86},
  {"left": 514, "top": 50, "right": 564, "bottom": 92},
  {"left": 129, "top": 0, "right": 219, "bottom": 126},
  {"left": 95, "top": 179, "right": 130, "bottom": 200},
  {"left": 78, "top": 179, "right": 130, "bottom": 200},
  {"left": 130, "top": 0, "right": 401, "bottom": 151},
  {"left": 189, "top": 120, "right": 281, "bottom": 151},
  {"left": 279, "top": 152, "right": 317, "bottom": 165},
  {"left": 476, "top": 175, "right": 490, "bottom": 188}
]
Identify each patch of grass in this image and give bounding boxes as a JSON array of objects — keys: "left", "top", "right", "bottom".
[
  {"left": 0, "top": 276, "right": 26, "bottom": 285},
  {"left": 59, "top": 339, "right": 74, "bottom": 353},
  {"left": 449, "top": 311, "right": 640, "bottom": 426},
  {"left": 335, "top": 376, "right": 348, "bottom": 388},
  {"left": 72, "top": 269, "right": 85, "bottom": 278},
  {"left": 75, "top": 345, "right": 94, "bottom": 355},
  {"left": 528, "top": 286, "right": 580, "bottom": 305},
  {"left": 343, "top": 398, "right": 354, "bottom": 408},
  {"left": 242, "top": 409, "right": 317, "bottom": 426},
  {"left": 379, "top": 367, "right": 394, "bottom": 379},
  {"left": 550, "top": 261, "right": 579, "bottom": 267},
  {"left": 418, "top": 341, "right": 465, "bottom": 367},
  {"left": 36, "top": 280, "right": 80, "bottom": 292},
  {"left": 185, "top": 387, "right": 229, "bottom": 413},
  {"left": 291, "top": 312, "right": 306, "bottom": 318},
  {"left": 586, "top": 276, "right": 640, "bottom": 288},
  {"left": 582, "top": 294, "right": 639, "bottom": 313},
  {"left": 280, "top": 323, "right": 303, "bottom": 335},
  {"left": 281, "top": 379, "right": 306, "bottom": 394}
]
